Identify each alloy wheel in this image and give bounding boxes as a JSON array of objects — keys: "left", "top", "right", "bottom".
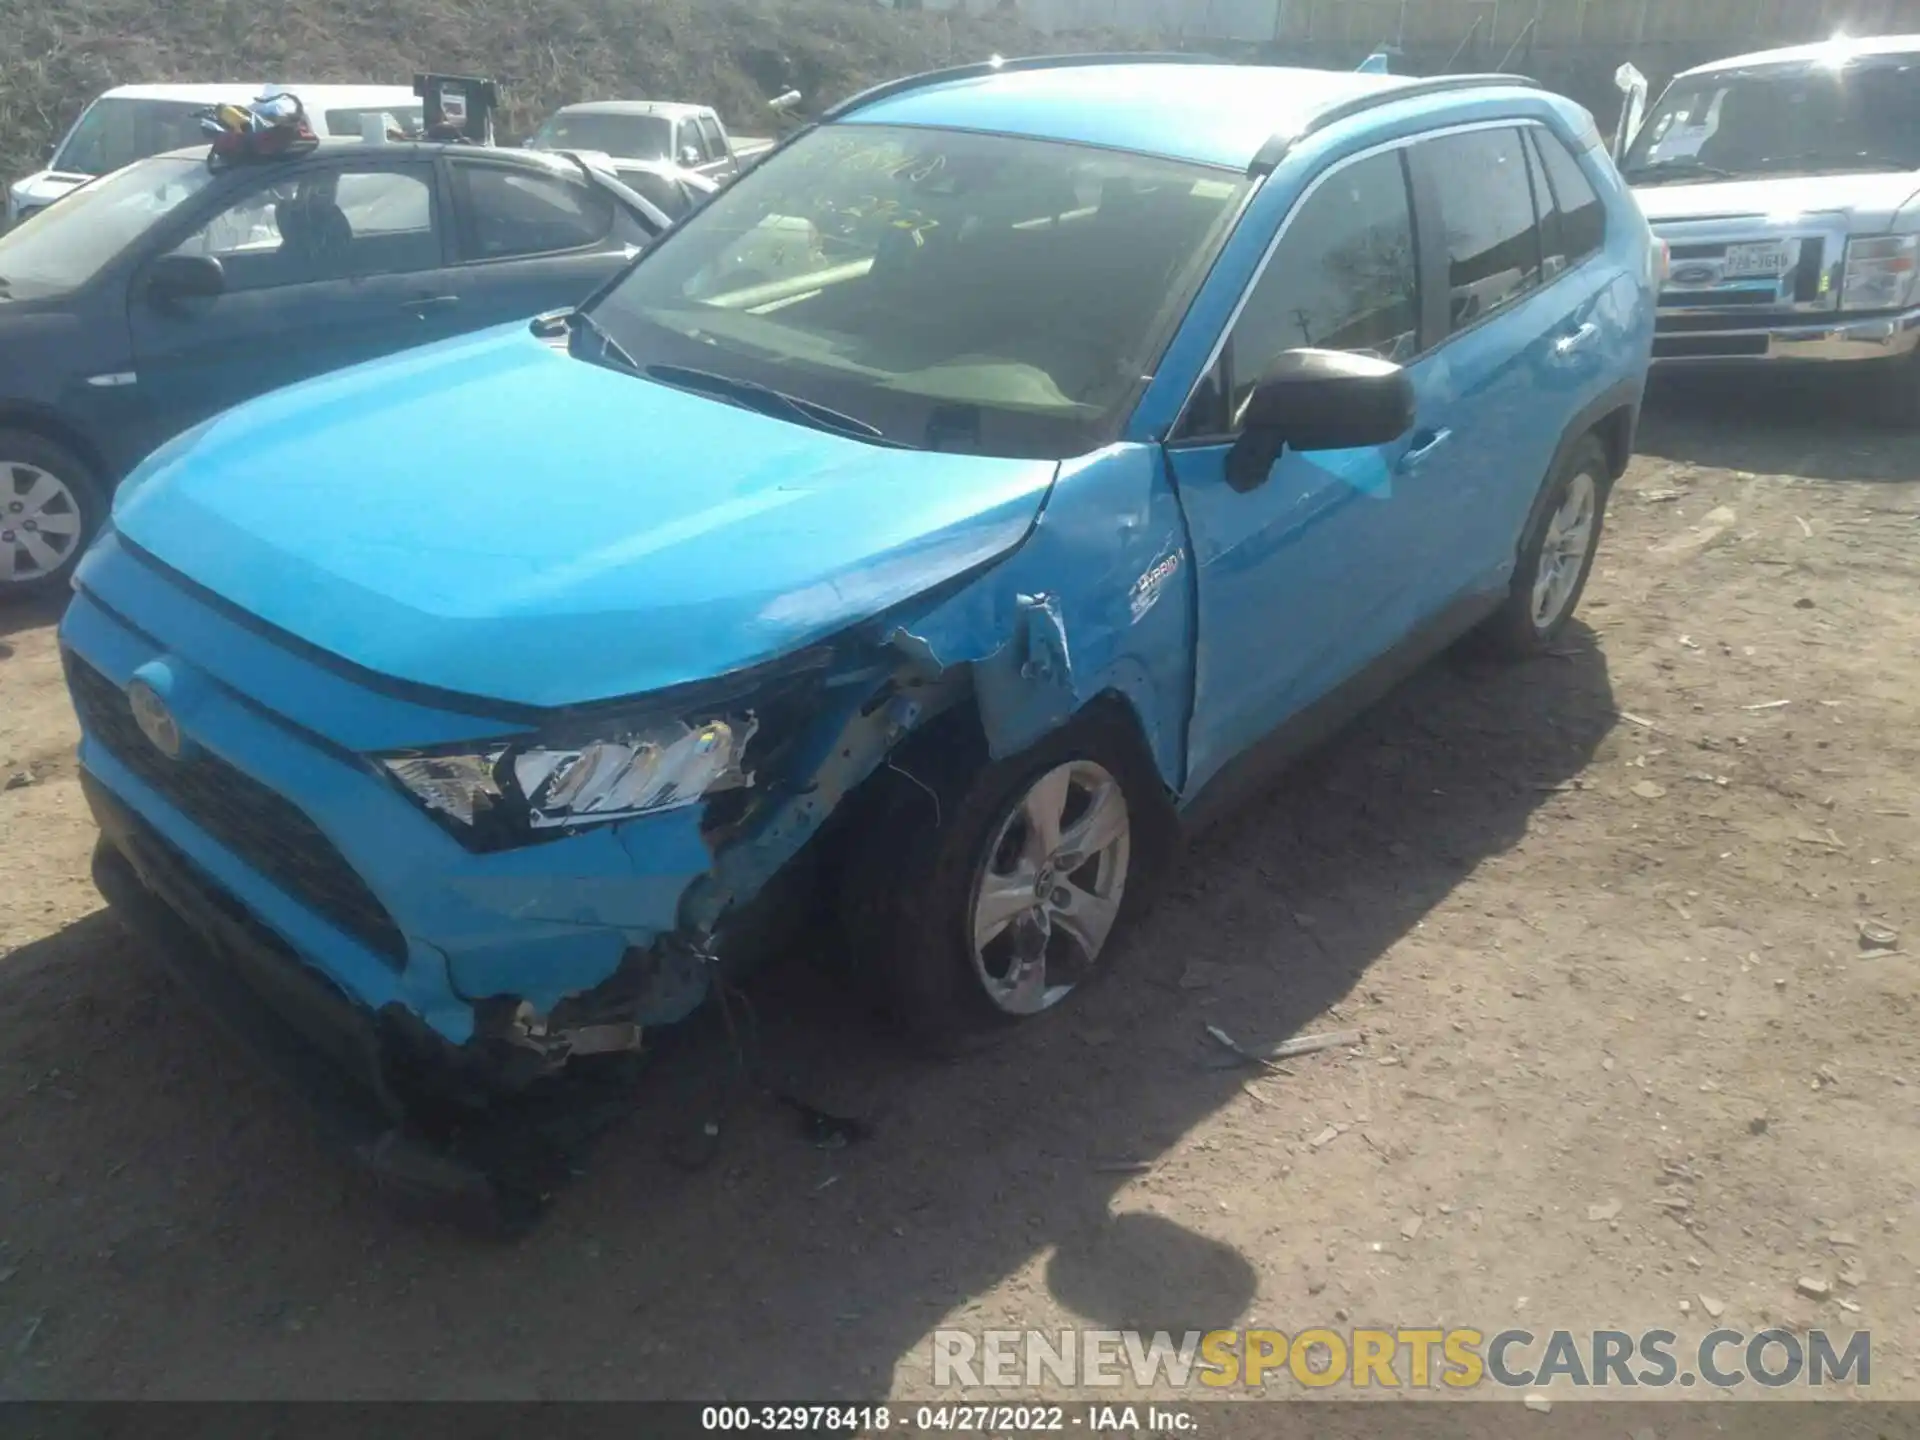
[
  {"left": 968, "top": 759, "right": 1131, "bottom": 1015},
  {"left": 0, "top": 462, "right": 84, "bottom": 586}
]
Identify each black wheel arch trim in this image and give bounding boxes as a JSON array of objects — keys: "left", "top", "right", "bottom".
[
  {"left": 0, "top": 402, "right": 109, "bottom": 483},
  {"left": 1516, "top": 376, "right": 1639, "bottom": 559}
]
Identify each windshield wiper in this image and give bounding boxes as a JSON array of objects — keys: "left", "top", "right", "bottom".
[
  {"left": 643, "top": 363, "right": 910, "bottom": 448},
  {"left": 565, "top": 308, "right": 640, "bottom": 371},
  {"left": 1625, "top": 158, "right": 1737, "bottom": 185}
]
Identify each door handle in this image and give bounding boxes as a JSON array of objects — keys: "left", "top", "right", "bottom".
[
  {"left": 1398, "top": 427, "right": 1453, "bottom": 472},
  {"left": 402, "top": 295, "right": 460, "bottom": 315},
  {"left": 1554, "top": 321, "right": 1600, "bottom": 357}
]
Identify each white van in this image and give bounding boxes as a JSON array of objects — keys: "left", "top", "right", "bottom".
[{"left": 6, "top": 83, "right": 423, "bottom": 225}]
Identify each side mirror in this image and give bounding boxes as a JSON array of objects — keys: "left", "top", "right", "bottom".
[
  {"left": 1225, "top": 348, "right": 1415, "bottom": 492},
  {"left": 680, "top": 144, "right": 704, "bottom": 168},
  {"left": 1613, "top": 62, "right": 1649, "bottom": 160},
  {"left": 146, "top": 253, "right": 225, "bottom": 309}
]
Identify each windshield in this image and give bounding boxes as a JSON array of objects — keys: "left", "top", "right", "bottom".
[
  {"left": 0, "top": 157, "right": 216, "bottom": 297},
  {"left": 51, "top": 97, "right": 207, "bottom": 177},
  {"left": 532, "top": 112, "right": 673, "bottom": 161},
  {"left": 586, "top": 124, "right": 1248, "bottom": 459},
  {"left": 1624, "top": 55, "right": 1920, "bottom": 183}
]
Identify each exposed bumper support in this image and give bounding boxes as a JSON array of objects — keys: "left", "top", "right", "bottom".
[{"left": 1652, "top": 306, "right": 1920, "bottom": 367}]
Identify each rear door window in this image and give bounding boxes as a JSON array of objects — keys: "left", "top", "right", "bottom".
[
  {"left": 452, "top": 163, "right": 614, "bottom": 260},
  {"left": 1417, "top": 127, "right": 1544, "bottom": 333}
]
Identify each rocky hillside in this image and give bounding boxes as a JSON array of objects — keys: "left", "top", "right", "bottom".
[{"left": 0, "top": 0, "right": 1158, "bottom": 183}]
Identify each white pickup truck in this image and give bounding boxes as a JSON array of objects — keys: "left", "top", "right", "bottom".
[
  {"left": 526, "top": 101, "right": 772, "bottom": 185},
  {"left": 1615, "top": 34, "right": 1920, "bottom": 419}
]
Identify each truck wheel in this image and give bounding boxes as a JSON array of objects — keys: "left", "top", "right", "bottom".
[
  {"left": 840, "top": 707, "right": 1171, "bottom": 1053},
  {"left": 0, "top": 429, "right": 102, "bottom": 599},
  {"left": 1479, "top": 434, "right": 1610, "bottom": 658},
  {"left": 1871, "top": 351, "right": 1920, "bottom": 430}
]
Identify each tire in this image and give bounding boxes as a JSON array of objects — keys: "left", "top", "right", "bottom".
[
  {"left": 1870, "top": 352, "right": 1920, "bottom": 430},
  {"left": 839, "top": 706, "right": 1172, "bottom": 1054},
  {"left": 1479, "top": 433, "right": 1610, "bottom": 658},
  {"left": 0, "top": 429, "right": 103, "bottom": 600}
]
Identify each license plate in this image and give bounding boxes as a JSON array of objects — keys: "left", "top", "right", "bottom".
[{"left": 1723, "top": 241, "right": 1790, "bottom": 278}]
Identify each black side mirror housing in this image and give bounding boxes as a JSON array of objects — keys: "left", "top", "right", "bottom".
[
  {"left": 1226, "top": 347, "right": 1415, "bottom": 491},
  {"left": 146, "top": 253, "right": 225, "bottom": 308}
]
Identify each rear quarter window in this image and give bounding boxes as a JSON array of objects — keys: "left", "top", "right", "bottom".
[{"left": 1532, "top": 127, "right": 1606, "bottom": 270}]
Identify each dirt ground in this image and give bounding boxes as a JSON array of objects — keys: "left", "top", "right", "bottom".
[{"left": 0, "top": 380, "right": 1916, "bottom": 1405}]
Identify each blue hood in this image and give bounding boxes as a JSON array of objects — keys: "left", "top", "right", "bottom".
[{"left": 112, "top": 326, "right": 1059, "bottom": 708}]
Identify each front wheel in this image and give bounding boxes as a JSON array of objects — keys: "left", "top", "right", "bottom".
[
  {"left": 840, "top": 710, "right": 1169, "bottom": 1052},
  {"left": 1870, "top": 351, "right": 1920, "bottom": 430},
  {"left": 1479, "top": 434, "right": 1609, "bottom": 658},
  {"left": 0, "top": 430, "right": 102, "bottom": 599}
]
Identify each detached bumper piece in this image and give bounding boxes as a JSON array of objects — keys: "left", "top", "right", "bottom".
[{"left": 84, "top": 772, "right": 631, "bottom": 1235}]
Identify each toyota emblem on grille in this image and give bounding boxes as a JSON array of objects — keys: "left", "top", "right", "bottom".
[{"left": 127, "top": 679, "right": 183, "bottom": 759}]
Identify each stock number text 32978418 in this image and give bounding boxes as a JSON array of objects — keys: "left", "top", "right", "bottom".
[{"left": 700, "top": 1405, "right": 1071, "bottom": 1432}]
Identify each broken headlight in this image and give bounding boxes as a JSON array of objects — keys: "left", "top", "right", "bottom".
[{"left": 380, "top": 713, "right": 757, "bottom": 847}]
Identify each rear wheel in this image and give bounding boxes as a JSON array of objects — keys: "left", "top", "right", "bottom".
[
  {"left": 0, "top": 430, "right": 101, "bottom": 599},
  {"left": 1479, "top": 433, "right": 1609, "bottom": 658}
]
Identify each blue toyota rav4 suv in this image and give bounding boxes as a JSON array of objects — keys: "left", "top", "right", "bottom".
[{"left": 61, "top": 56, "right": 1656, "bottom": 1206}]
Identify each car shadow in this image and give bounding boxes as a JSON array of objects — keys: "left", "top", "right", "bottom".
[
  {"left": 0, "top": 589, "right": 66, "bottom": 646},
  {"left": 1638, "top": 372, "right": 1920, "bottom": 484},
  {"left": 0, "top": 628, "right": 1616, "bottom": 1399}
]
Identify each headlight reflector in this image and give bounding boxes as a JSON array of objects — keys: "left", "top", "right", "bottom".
[
  {"left": 1840, "top": 233, "right": 1920, "bottom": 312},
  {"left": 380, "top": 716, "right": 754, "bottom": 843},
  {"left": 512, "top": 719, "right": 749, "bottom": 829},
  {"left": 383, "top": 750, "right": 505, "bottom": 827}
]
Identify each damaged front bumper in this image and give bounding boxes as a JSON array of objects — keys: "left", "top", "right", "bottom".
[
  {"left": 60, "top": 574, "right": 742, "bottom": 1096},
  {"left": 58, "top": 547, "right": 967, "bottom": 1116}
]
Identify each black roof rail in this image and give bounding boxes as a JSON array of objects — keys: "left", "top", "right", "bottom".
[
  {"left": 819, "top": 51, "right": 1232, "bottom": 123},
  {"left": 1247, "top": 72, "right": 1541, "bottom": 175}
]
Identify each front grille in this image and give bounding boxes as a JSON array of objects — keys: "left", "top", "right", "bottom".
[
  {"left": 1654, "top": 334, "right": 1770, "bottom": 359},
  {"left": 1659, "top": 235, "right": 1829, "bottom": 310},
  {"left": 66, "top": 654, "right": 408, "bottom": 967},
  {"left": 1657, "top": 311, "right": 1802, "bottom": 334},
  {"left": 1792, "top": 241, "right": 1826, "bottom": 303},
  {"left": 1661, "top": 288, "right": 1787, "bottom": 309}
]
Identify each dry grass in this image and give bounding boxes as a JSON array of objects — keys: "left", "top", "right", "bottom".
[{"left": 0, "top": 0, "right": 1159, "bottom": 182}]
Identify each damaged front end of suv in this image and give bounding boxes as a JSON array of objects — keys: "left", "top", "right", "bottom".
[
  {"left": 66, "top": 412, "right": 1185, "bottom": 1226},
  {"left": 58, "top": 67, "right": 1278, "bottom": 1224}
]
